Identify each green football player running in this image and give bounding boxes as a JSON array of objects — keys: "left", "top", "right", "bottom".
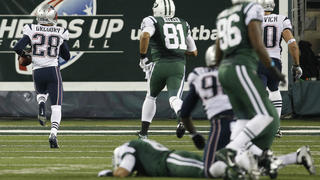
[
  {"left": 213, "top": 0, "right": 286, "bottom": 179},
  {"left": 97, "top": 139, "right": 204, "bottom": 178},
  {"left": 138, "top": 0, "right": 198, "bottom": 139}
]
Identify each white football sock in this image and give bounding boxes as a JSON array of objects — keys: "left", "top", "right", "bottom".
[
  {"left": 277, "top": 152, "right": 297, "bottom": 166},
  {"left": 169, "top": 96, "right": 183, "bottom": 115},
  {"left": 246, "top": 142, "right": 263, "bottom": 156},
  {"left": 50, "top": 105, "right": 61, "bottom": 136},
  {"left": 227, "top": 115, "right": 273, "bottom": 150},
  {"left": 209, "top": 161, "right": 227, "bottom": 178},
  {"left": 230, "top": 120, "right": 248, "bottom": 141},
  {"left": 269, "top": 90, "right": 282, "bottom": 117},
  {"left": 141, "top": 95, "right": 156, "bottom": 123},
  {"left": 37, "top": 94, "right": 48, "bottom": 104}
]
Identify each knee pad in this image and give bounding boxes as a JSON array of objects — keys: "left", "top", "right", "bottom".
[
  {"left": 37, "top": 94, "right": 48, "bottom": 104},
  {"left": 169, "top": 96, "right": 183, "bottom": 114}
]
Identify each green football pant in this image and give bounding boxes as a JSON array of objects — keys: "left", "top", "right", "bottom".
[
  {"left": 148, "top": 61, "right": 185, "bottom": 98},
  {"left": 166, "top": 150, "right": 204, "bottom": 178},
  {"left": 218, "top": 64, "right": 279, "bottom": 149}
]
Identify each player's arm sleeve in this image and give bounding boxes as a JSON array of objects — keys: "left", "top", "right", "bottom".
[
  {"left": 61, "top": 28, "right": 69, "bottom": 41},
  {"left": 140, "top": 16, "right": 156, "bottom": 37},
  {"left": 13, "top": 35, "right": 31, "bottom": 56},
  {"left": 119, "top": 153, "right": 136, "bottom": 173},
  {"left": 283, "top": 17, "right": 293, "bottom": 32},
  {"left": 244, "top": 3, "right": 264, "bottom": 25},
  {"left": 59, "top": 41, "right": 70, "bottom": 61},
  {"left": 180, "top": 84, "right": 200, "bottom": 118}
]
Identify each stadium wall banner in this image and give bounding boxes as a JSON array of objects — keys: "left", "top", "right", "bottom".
[{"left": 0, "top": 0, "right": 302, "bottom": 118}]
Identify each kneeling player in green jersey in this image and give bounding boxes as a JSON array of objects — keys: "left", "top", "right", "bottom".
[
  {"left": 214, "top": 0, "right": 286, "bottom": 178},
  {"left": 137, "top": 0, "right": 198, "bottom": 139},
  {"left": 97, "top": 139, "right": 204, "bottom": 178}
]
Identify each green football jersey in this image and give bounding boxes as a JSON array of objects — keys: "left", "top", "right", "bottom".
[
  {"left": 216, "top": 2, "right": 264, "bottom": 68},
  {"left": 128, "top": 139, "right": 172, "bottom": 176},
  {"left": 141, "top": 16, "right": 191, "bottom": 63}
]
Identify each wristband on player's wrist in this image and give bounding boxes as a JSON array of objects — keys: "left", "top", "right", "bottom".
[{"left": 140, "top": 53, "right": 147, "bottom": 59}]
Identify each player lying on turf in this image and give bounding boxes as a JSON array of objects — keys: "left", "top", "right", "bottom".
[
  {"left": 13, "top": 4, "right": 70, "bottom": 148},
  {"left": 97, "top": 139, "right": 204, "bottom": 178},
  {"left": 137, "top": 0, "right": 198, "bottom": 139},
  {"left": 180, "top": 45, "right": 316, "bottom": 179}
]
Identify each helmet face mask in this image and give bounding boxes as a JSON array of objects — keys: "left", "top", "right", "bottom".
[
  {"left": 261, "top": 0, "right": 275, "bottom": 12},
  {"left": 205, "top": 45, "right": 217, "bottom": 67},
  {"left": 36, "top": 4, "right": 57, "bottom": 25},
  {"left": 153, "top": 0, "right": 175, "bottom": 18}
]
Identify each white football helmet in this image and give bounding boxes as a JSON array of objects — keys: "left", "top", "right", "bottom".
[
  {"left": 36, "top": 4, "right": 57, "bottom": 25},
  {"left": 261, "top": 0, "right": 275, "bottom": 11},
  {"left": 205, "top": 45, "right": 217, "bottom": 66},
  {"left": 231, "top": 0, "right": 265, "bottom": 5},
  {"left": 153, "top": 0, "right": 175, "bottom": 18},
  {"left": 112, "top": 146, "right": 122, "bottom": 170}
]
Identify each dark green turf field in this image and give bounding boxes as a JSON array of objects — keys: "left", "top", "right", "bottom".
[{"left": 0, "top": 119, "right": 319, "bottom": 180}]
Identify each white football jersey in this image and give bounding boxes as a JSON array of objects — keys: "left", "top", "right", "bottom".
[
  {"left": 263, "top": 14, "right": 292, "bottom": 60},
  {"left": 187, "top": 67, "right": 232, "bottom": 120},
  {"left": 23, "top": 24, "right": 69, "bottom": 70}
]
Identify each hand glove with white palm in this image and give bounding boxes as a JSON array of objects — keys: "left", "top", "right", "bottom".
[{"left": 292, "top": 64, "right": 303, "bottom": 79}]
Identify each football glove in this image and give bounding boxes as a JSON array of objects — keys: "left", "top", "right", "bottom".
[
  {"left": 139, "top": 57, "right": 149, "bottom": 70},
  {"left": 191, "top": 133, "right": 205, "bottom": 150},
  {"left": 97, "top": 169, "right": 113, "bottom": 177},
  {"left": 292, "top": 65, "right": 303, "bottom": 79}
]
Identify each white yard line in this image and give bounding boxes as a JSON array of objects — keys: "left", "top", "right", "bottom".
[{"left": 0, "top": 129, "right": 320, "bottom": 134}]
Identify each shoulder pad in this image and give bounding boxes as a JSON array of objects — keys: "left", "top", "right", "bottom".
[{"left": 23, "top": 24, "right": 33, "bottom": 38}]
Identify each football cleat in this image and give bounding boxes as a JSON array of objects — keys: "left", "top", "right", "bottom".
[
  {"left": 216, "top": 148, "right": 237, "bottom": 168},
  {"left": 98, "top": 169, "right": 113, "bottom": 177},
  {"left": 258, "top": 149, "right": 282, "bottom": 179},
  {"left": 225, "top": 166, "right": 246, "bottom": 180},
  {"left": 38, "top": 102, "right": 46, "bottom": 126},
  {"left": 49, "top": 133, "right": 59, "bottom": 148},
  {"left": 274, "top": 128, "right": 282, "bottom": 138},
  {"left": 297, "top": 146, "right": 316, "bottom": 175},
  {"left": 176, "top": 122, "right": 185, "bottom": 138},
  {"left": 137, "top": 131, "right": 148, "bottom": 139}
]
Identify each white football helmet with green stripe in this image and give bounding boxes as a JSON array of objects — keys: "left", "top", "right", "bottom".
[{"left": 153, "top": 0, "right": 175, "bottom": 18}]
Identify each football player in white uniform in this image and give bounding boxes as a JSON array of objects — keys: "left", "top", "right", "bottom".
[
  {"left": 13, "top": 4, "right": 70, "bottom": 148},
  {"left": 180, "top": 45, "right": 235, "bottom": 178},
  {"left": 259, "top": 0, "right": 302, "bottom": 121}
]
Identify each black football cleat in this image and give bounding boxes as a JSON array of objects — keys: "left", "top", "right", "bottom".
[
  {"left": 137, "top": 131, "right": 148, "bottom": 139},
  {"left": 176, "top": 122, "right": 185, "bottom": 138},
  {"left": 49, "top": 133, "right": 59, "bottom": 148},
  {"left": 38, "top": 102, "right": 46, "bottom": 126}
]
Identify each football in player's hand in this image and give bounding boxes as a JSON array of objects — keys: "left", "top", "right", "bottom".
[{"left": 18, "top": 55, "right": 32, "bottom": 66}]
